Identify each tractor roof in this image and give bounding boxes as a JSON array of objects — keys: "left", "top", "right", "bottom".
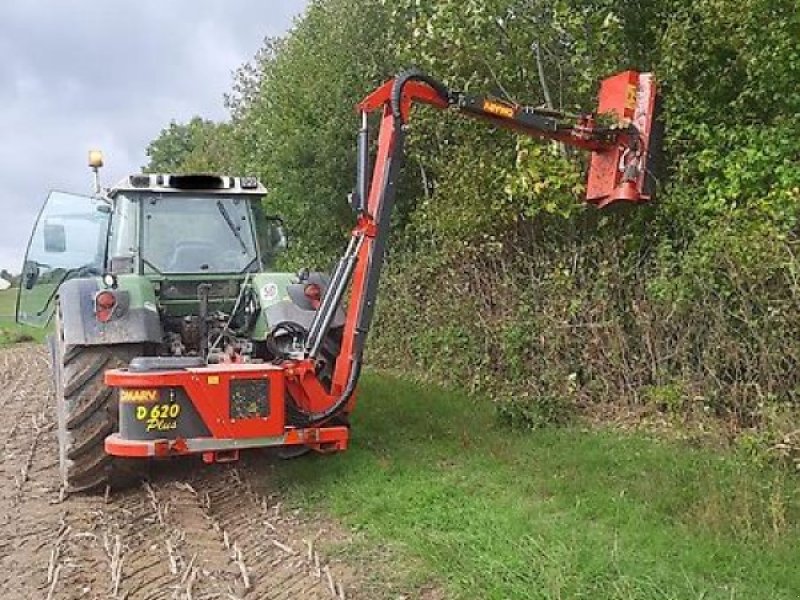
[{"left": 108, "top": 173, "right": 266, "bottom": 197}]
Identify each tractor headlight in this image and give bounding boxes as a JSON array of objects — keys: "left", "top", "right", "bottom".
[{"left": 240, "top": 176, "right": 259, "bottom": 189}]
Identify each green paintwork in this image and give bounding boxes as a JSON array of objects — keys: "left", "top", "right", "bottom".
[
  {"left": 111, "top": 271, "right": 296, "bottom": 341},
  {"left": 148, "top": 273, "right": 242, "bottom": 318},
  {"left": 249, "top": 272, "right": 296, "bottom": 340},
  {"left": 116, "top": 274, "right": 159, "bottom": 309}
]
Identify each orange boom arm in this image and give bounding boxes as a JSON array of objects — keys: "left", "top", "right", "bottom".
[{"left": 303, "top": 70, "right": 661, "bottom": 422}]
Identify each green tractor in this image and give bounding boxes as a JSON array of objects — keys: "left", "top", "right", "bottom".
[{"left": 18, "top": 155, "right": 342, "bottom": 491}]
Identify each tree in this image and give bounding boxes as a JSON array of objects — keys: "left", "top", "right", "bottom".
[
  {"left": 0, "top": 270, "right": 17, "bottom": 287},
  {"left": 228, "top": 0, "right": 408, "bottom": 266},
  {"left": 144, "top": 117, "right": 235, "bottom": 174}
]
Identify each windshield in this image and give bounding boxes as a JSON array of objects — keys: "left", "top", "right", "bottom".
[{"left": 142, "top": 195, "right": 258, "bottom": 274}]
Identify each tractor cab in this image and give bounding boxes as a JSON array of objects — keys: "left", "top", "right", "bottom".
[
  {"left": 104, "top": 174, "right": 286, "bottom": 277},
  {"left": 17, "top": 172, "right": 287, "bottom": 328}
]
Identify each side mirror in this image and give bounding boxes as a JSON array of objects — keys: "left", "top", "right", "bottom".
[
  {"left": 23, "top": 262, "right": 40, "bottom": 290},
  {"left": 44, "top": 223, "right": 67, "bottom": 253},
  {"left": 263, "top": 217, "right": 288, "bottom": 254}
]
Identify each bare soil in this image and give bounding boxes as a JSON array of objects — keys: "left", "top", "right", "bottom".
[{"left": 0, "top": 344, "right": 366, "bottom": 600}]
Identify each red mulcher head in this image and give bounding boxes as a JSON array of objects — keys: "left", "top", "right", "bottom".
[{"left": 585, "top": 71, "right": 662, "bottom": 208}]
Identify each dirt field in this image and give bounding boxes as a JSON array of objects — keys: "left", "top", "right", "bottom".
[{"left": 0, "top": 344, "right": 362, "bottom": 600}]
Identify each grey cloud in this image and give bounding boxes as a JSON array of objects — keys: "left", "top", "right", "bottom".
[{"left": 0, "top": 0, "right": 306, "bottom": 272}]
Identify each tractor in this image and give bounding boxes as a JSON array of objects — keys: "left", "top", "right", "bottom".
[
  {"left": 18, "top": 166, "right": 345, "bottom": 491},
  {"left": 19, "top": 69, "right": 661, "bottom": 493}
]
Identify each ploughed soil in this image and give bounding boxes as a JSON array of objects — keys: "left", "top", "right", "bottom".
[{"left": 0, "top": 344, "right": 365, "bottom": 600}]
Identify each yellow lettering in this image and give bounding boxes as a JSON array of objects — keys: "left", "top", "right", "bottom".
[
  {"left": 146, "top": 418, "right": 179, "bottom": 432},
  {"left": 140, "top": 403, "right": 181, "bottom": 431},
  {"left": 626, "top": 84, "right": 637, "bottom": 110},
  {"left": 120, "top": 389, "right": 159, "bottom": 404},
  {"left": 483, "top": 99, "right": 515, "bottom": 119}
]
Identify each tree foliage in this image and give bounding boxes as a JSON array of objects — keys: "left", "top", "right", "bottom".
[
  {"left": 224, "top": 0, "right": 408, "bottom": 265},
  {"left": 145, "top": 117, "right": 235, "bottom": 174}
]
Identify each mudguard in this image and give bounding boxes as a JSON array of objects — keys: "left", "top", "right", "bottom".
[
  {"left": 263, "top": 299, "right": 344, "bottom": 333},
  {"left": 250, "top": 272, "right": 344, "bottom": 338},
  {"left": 59, "top": 277, "right": 163, "bottom": 347}
]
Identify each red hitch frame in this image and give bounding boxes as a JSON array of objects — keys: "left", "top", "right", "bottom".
[{"left": 105, "top": 362, "right": 349, "bottom": 461}]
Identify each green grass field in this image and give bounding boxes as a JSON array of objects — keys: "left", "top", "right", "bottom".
[
  {"left": 0, "top": 287, "right": 46, "bottom": 346},
  {"left": 273, "top": 373, "right": 800, "bottom": 599},
  {"left": 0, "top": 286, "right": 16, "bottom": 317}
]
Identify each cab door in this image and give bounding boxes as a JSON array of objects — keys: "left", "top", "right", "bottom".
[{"left": 17, "top": 191, "right": 110, "bottom": 327}]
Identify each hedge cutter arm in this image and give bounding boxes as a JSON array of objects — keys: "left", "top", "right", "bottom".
[
  {"left": 303, "top": 70, "right": 661, "bottom": 422},
  {"left": 101, "top": 70, "right": 660, "bottom": 466}
]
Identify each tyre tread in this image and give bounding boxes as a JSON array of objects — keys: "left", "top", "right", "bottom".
[{"left": 54, "top": 341, "right": 147, "bottom": 492}]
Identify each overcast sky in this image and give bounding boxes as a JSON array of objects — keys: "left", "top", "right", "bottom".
[{"left": 0, "top": 1, "right": 307, "bottom": 273}]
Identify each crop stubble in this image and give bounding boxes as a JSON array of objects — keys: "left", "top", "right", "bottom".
[{"left": 0, "top": 344, "right": 354, "bottom": 600}]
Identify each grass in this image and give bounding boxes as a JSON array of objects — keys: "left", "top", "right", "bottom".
[
  {"left": 0, "top": 286, "right": 17, "bottom": 316},
  {"left": 0, "top": 287, "right": 47, "bottom": 346},
  {"left": 272, "top": 373, "right": 800, "bottom": 599}
]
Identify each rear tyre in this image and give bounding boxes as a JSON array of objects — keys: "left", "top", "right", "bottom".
[{"left": 52, "top": 310, "right": 148, "bottom": 492}]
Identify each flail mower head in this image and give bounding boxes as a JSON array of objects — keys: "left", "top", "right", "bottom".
[{"left": 585, "top": 70, "right": 662, "bottom": 207}]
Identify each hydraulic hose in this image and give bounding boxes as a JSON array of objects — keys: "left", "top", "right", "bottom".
[
  {"left": 304, "top": 361, "right": 361, "bottom": 426},
  {"left": 305, "top": 71, "right": 450, "bottom": 427},
  {"left": 390, "top": 69, "right": 452, "bottom": 120}
]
